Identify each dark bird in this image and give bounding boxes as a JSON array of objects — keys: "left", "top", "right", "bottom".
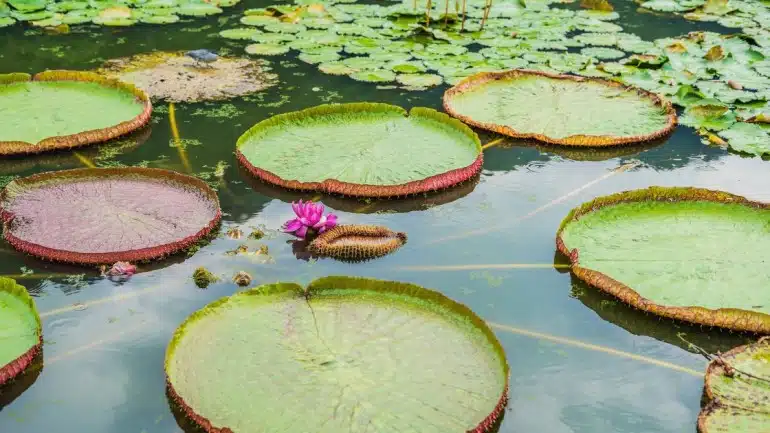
[{"left": 185, "top": 49, "right": 218, "bottom": 68}]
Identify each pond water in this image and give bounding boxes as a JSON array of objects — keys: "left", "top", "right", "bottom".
[{"left": 0, "top": 0, "right": 768, "bottom": 432}]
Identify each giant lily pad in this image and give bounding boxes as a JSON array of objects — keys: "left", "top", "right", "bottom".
[
  {"left": 556, "top": 186, "right": 770, "bottom": 333},
  {"left": 236, "top": 103, "right": 483, "bottom": 197},
  {"left": 0, "top": 71, "right": 151, "bottom": 156},
  {"left": 0, "top": 168, "right": 221, "bottom": 265},
  {"left": 96, "top": 52, "right": 277, "bottom": 103},
  {"left": 0, "top": 277, "right": 41, "bottom": 387},
  {"left": 699, "top": 337, "right": 770, "bottom": 433},
  {"left": 165, "top": 276, "right": 509, "bottom": 433},
  {"left": 443, "top": 69, "right": 677, "bottom": 146}
]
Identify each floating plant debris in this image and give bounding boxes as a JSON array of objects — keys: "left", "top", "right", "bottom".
[
  {"left": 165, "top": 276, "right": 509, "bottom": 432},
  {"left": 1, "top": 168, "right": 221, "bottom": 265},
  {"left": 192, "top": 267, "right": 219, "bottom": 289},
  {"left": 698, "top": 337, "right": 770, "bottom": 433},
  {"left": 231, "top": 271, "right": 252, "bottom": 286},
  {"left": 308, "top": 224, "right": 407, "bottom": 261},
  {"left": 236, "top": 103, "right": 482, "bottom": 197},
  {"left": 0, "top": 277, "right": 42, "bottom": 387},
  {"left": 96, "top": 51, "right": 277, "bottom": 103},
  {"left": 443, "top": 69, "right": 677, "bottom": 146},
  {"left": 557, "top": 186, "right": 770, "bottom": 333},
  {"left": 0, "top": 71, "right": 151, "bottom": 156}
]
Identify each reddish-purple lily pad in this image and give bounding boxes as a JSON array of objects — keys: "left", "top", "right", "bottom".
[{"left": 0, "top": 167, "right": 221, "bottom": 265}]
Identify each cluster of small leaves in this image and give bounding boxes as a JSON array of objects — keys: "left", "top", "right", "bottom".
[
  {"left": 595, "top": 31, "right": 770, "bottom": 157},
  {"left": 639, "top": 0, "right": 768, "bottom": 32},
  {"left": 220, "top": 0, "right": 628, "bottom": 91},
  {"left": 0, "top": 0, "right": 240, "bottom": 29}
]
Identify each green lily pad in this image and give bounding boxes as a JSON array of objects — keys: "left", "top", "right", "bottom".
[
  {"left": 235, "top": 103, "right": 482, "bottom": 196},
  {"left": 11, "top": 9, "right": 51, "bottom": 21},
  {"left": 7, "top": 0, "right": 46, "bottom": 12},
  {"left": 245, "top": 43, "right": 290, "bottom": 56},
  {"left": 219, "top": 27, "right": 261, "bottom": 40},
  {"left": 165, "top": 276, "right": 509, "bottom": 433},
  {"left": 443, "top": 69, "right": 676, "bottom": 146},
  {"left": 317, "top": 61, "right": 356, "bottom": 75},
  {"left": 0, "top": 277, "right": 42, "bottom": 387},
  {"left": 640, "top": 0, "right": 702, "bottom": 12},
  {"left": 0, "top": 16, "right": 15, "bottom": 27},
  {"left": 140, "top": 14, "right": 179, "bottom": 24},
  {"left": 557, "top": 186, "right": 770, "bottom": 332},
  {"left": 0, "top": 71, "right": 151, "bottom": 154},
  {"left": 349, "top": 69, "right": 396, "bottom": 83},
  {"left": 263, "top": 21, "right": 306, "bottom": 33},
  {"left": 580, "top": 47, "right": 626, "bottom": 60},
  {"left": 718, "top": 122, "right": 770, "bottom": 156},
  {"left": 679, "top": 99, "right": 737, "bottom": 131},
  {"left": 252, "top": 32, "right": 295, "bottom": 43},
  {"left": 176, "top": 2, "right": 222, "bottom": 16},
  {"left": 397, "top": 73, "right": 443, "bottom": 88},
  {"left": 389, "top": 60, "right": 426, "bottom": 73},
  {"left": 573, "top": 32, "right": 618, "bottom": 47},
  {"left": 699, "top": 337, "right": 770, "bottom": 433},
  {"left": 240, "top": 14, "right": 280, "bottom": 26}
]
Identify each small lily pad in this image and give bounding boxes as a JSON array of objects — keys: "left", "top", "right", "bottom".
[
  {"left": 245, "top": 43, "right": 290, "bottom": 56},
  {"left": 219, "top": 27, "right": 261, "bottom": 40},
  {"left": 397, "top": 73, "right": 443, "bottom": 88},
  {"left": 718, "top": 122, "right": 770, "bottom": 156}
]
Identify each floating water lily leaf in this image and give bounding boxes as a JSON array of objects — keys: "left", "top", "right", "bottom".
[
  {"left": 557, "top": 186, "right": 770, "bottom": 333},
  {"left": 640, "top": 0, "right": 702, "bottom": 12},
  {"left": 679, "top": 99, "right": 736, "bottom": 131},
  {"left": 444, "top": 69, "right": 677, "bottom": 146},
  {"left": 0, "top": 71, "right": 151, "bottom": 155},
  {"left": 245, "top": 43, "right": 290, "bottom": 56},
  {"left": 0, "top": 277, "right": 42, "bottom": 387},
  {"left": 699, "top": 337, "right": 770, "bottom": 433},
  {"left": 219, "top": 27, "right": 260, "bottom": 40},
  {"left": 397, "top": 73, "right": 443, "bottom": 88},
  {"left": 1, "top": 168, "right": 221, "bottom": 265},
  {"left": 298, "top": 50, "right": 340, "bottom": 64},
  {"left": 580, "top": 47, "right": 626, "bottom": 60},
  {"left": 165, "top": 276, "right": 509, "bottom": 433},
  {"left": 236, "top": 103, "right": 482, "bottom": 197},
  {"left": 140, "top": 14, "right": 179, "bottom": 24},
  {"left": 0, "top": 16, "right": 15, "bottom": 27},
  {"left": 97, "top": 51, "right": 277, "bottom": 103},
  {"left": 7, "top": 0, "right": 46, "bottom": 12},
  {"left": 176, "top": 2, "right": 222, "bottom": 16},
  {"left": 308, "top": 225, "right": 407, "bottom": 261},
  {"left": 349, "top": 69, "right": 396, "bottom": 83},
  {"left": 240, "top": 14, "right": 280, "bottom": 26},
  {"left": 717, "top": 122, "right": 770, "bottom": 156}
]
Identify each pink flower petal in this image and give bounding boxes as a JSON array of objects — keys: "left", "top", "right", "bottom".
[
  {"left": 283, "top": 218, "right": 302, "bottom": 232},
  {"left": 295, "top": 225, "right": 308, "bottom": 239}
]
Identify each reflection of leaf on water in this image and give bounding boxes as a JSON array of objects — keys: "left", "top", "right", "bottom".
[{"left": 470, "top": 271, "right": 505, "bottom": 288}]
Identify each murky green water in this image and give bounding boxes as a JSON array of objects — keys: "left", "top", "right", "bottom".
[{"left": 1, "top": 1, "right": 768, "bottom": 432}]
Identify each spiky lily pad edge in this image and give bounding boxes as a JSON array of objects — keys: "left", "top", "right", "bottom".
[
  {"left": 0, "top": 167, "right": 222, "bottom": 265},
  {"left": 235, "top": 102, "right": 483, "bottom": 198},
  {"left": 308, "top": 224, "right": 407, "bottom": 261},
  {"left": 0, "top": 277, "right": 43, "bottom": 387},
  {"left": 443, "top": 69, "right": 678, "bottom": 147},
  {"left": 164, "top": 276, "right": 510, "bottom": 433},
  {"left": 697, "top": 337, "right": 770, "bottom": 433},
  {"left": 555, "top": 186, "right": 770, "bottom": 333},
  {"left": 0, "top": 70, "right": 152, "bottom": 156}
]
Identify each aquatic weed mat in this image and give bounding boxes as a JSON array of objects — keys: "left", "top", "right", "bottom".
[
  {"left": 165, "top": 276, "right": 509, "bottom": 433},
  {"left": 0, "top": 167, "right": 221, "bottom": 265},
  {"left": 236, "top": 103, "right": 483, "bottom": 198},
  {"left": 699, "top": 337, "right": 770, "bottom": 433},
  {"left": 0, "top": 71, "right": 151, "bottom": 156},
  {"left": 0, "top": 277, "right": 42, "bottom": 387},
  {"left": 443, "top": 69, "right": 677, "bottom": 146},
  {"left": 556, "top": 186, "right": 770, "bottom": 333}
]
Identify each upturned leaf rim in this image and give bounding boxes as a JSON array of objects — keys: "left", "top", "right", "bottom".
[
  {"left": 0, "top": 277, "right": 42, "bottom": 387},
  {"left": 165, "top": 275, "right": 510, "bottom": 433},
  {"left": 0, "top": 70, "right": 152, "bottom": 156},
  {"left": 556, "top": 186, "right": 770, "bottom": 333},
  {"left": 235, "top": 102, "right": 483, "bottom": 198},
  {"left": 443, "top": 69, "right": 678, "bottom": 147},
  {"left": 698, "top": 336, "right": 770, "bottom": 433},
  {"left": 0, "top": 167, "right": 221, "bottom": 265}
]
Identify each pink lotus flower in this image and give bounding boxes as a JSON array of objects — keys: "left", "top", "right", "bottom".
[
  {"left": 107, "top": 262, "right": 137, "bottom": 277},
  {"left": 282, "top": 200, "right": 337, "bottom": 239}
]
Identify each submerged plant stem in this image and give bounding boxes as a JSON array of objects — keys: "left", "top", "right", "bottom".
[
  {"left": 395, "top": 263, "right": 569, "bottom": 271},
  {"left": 425, "top": 0, "right": 432, "bottom": 26},
  {"left": 73, "top": 152, "right": 96, "bottom": 168},
  {"left": 482, "top": 137, "right": 505, "bottom": 150},
  {"left": 169, "top": 102, "right": 192, "bottom": 173},
  {"left": 460, "top": 0, "right": 467, "bottom": 31}
]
